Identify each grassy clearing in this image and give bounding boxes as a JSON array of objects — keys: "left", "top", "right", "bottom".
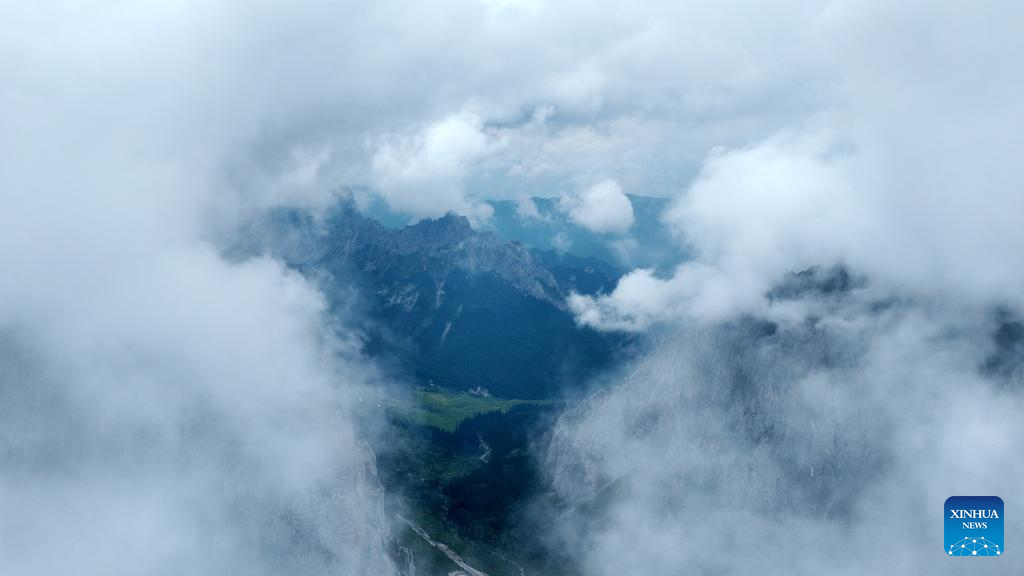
[{"left": 392, "top": 388, "right": 554, "bottom": 432}]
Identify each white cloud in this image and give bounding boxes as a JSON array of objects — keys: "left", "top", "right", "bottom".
[
  {"left": 554, "top": 3, "right": 1024, "bottom": 574},
  {"left": 559, "top": 179, "right": 635, "bottom": 234},
  {"left": 573, "top": 135, "right": 859, "bottom": 327},
  {"left": 0, "top": 3, "right": 399, "bottom": 573},
  {"left": 571, "top": 0, "right": 1024, "bottom": 330},
  {"left": 372, "top": 111, "right": 497, "bottom": 223},
  {"left": 549, "top": 302, "right": 1024, "bottom": 574},
  {"left": 515, "top": 196, "right": 545, "bottom": 221},
  {"left": 569, "top": 268, "right": 680, "bottom": 331}
]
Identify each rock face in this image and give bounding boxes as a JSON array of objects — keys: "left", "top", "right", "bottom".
[
  {"left": 330, "top": 208, "right": 564, "bottom": 307},
  {"left": 241, "top": 200, "right": 631, "bottom": 399},
  {"left": 249, "top": 202, "right": 562, "bottom": 300}
]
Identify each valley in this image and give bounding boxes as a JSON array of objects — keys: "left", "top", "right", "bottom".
[{"left": 237, "top": 195, "right": 664, "bottom": 574}]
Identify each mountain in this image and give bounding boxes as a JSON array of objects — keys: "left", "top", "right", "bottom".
[
  {"left": 238, "top": 200, "right": 633, "bottom": 400},
  {"left": 358, "top": 192, "right": 684, "bottom": 271}
]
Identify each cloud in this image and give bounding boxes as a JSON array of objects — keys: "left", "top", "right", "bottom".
[
  {"left": 552, "top": 2, "right": 1024, "bottom": 574},
  {"left": 559, "top": 179, "right": 635, "bottom": 234},
  {"left": 2, "top": 0, "right": 828, "bottom": 224},
  {"left": 372, "top": 111, "right": 498, "bottom": 223},
  {"left": 188, "top": 0, "right": 836, "bottom": 215},
  {"left": 569, "top": 268, "right": 681, "bottom": 331},
  {"left": 573, "top": 135, "right": 858, "bottom": 327},
  {"left": 572, "top": 0, "right": 1024, "bottom": 328},
  {"left": 0, "top": 251, "right": 397, "bottom": 575},
  {"left": 0, "top": 3, "right": 399, "bottom": 574},
  {"left": 547, "top": 300, "right": 1024, "bottom": 575},
  {"left": 515, "top": 196, "right": 546, "bottom": 221}
]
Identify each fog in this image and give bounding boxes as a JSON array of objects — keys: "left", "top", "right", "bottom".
[
  {"left": 0, "top": 2, "right": 402, "bottom": 574},
  {"left": 553, "top": 2, "right": 1024, "bottom": 574},
  {"left": 552, "top": 282, "right": 1023, "bottom": 574}
]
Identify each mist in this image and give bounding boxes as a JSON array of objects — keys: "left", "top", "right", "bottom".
[
  {"left": 551, "top": 279, "right": 1023, "bottom": 574},
  {"left": 0, "top": 2, "right": 405, "bottom": 574},
  {"left": 551, "top": 1, "right": 1024, "bottom": 574}
]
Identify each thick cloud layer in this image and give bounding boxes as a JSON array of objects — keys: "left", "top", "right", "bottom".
[
  {"left": 572, "top": 1, "right": 1024, "bottom": 328},
  {"left": 0, "top": 0, "right": 838, "bottom": 222},
  {"left": 553, "top": 1, "right": 1024, "bottom": 574},
  {"left": 549, "top": 294, "right": 1023, "bottom": 574},
  {"left": 0, "top": 253, "right": 396, "bottom": 575},
  {"left": 0, "top": 2, "right": 404, "bottom": 574},
  {"left": 372, "top": 111, "right": 496, "bottom": 222}
]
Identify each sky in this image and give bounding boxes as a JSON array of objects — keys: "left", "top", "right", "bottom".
[{"left": 2, "top": 1, "right": 1023, "bottom": 574}]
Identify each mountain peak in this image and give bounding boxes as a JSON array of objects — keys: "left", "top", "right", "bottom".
[
  {"left": 396, "top": 211, "right": 477, "bottom": 252},
  {"left": 422, "top": 211, "right": 473, "bottom": 234}
]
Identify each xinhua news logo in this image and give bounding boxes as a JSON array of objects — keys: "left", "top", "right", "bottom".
[{"left": 945, "top": 496, "right": 1003, "bottom": 557}]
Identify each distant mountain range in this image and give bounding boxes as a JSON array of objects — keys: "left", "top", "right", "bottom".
[
  {"left": 487, "top": 195, "right": 681, "bottom": 270},
  {"left": 361, "top": 193, "right": 683, "bottom": 271},
  {"left": 237, "top": 199, "right": 637, "bottom": 399}
]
